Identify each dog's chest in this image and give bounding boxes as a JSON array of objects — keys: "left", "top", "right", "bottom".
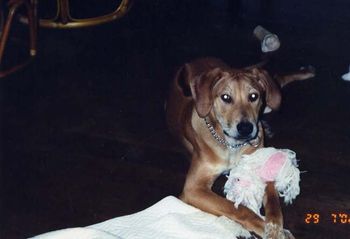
[
  {"left": 228, "top": 150, "right": 243, "bottom": 168},
  {"left": 217, "top": 150, "right": 242, "bottom": 172}
]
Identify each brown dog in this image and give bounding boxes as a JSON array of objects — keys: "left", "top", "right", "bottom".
[{"left": 166, "top": 57, "right": 314, "bottom": 238}]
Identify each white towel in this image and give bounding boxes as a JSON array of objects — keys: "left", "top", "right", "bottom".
[{"left": 30, "top": 196, "right": 253, "bottom": 239}]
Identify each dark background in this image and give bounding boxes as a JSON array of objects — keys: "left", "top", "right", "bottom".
[{"left": 1, "top": 0, "right": 350, "bottom": 238}]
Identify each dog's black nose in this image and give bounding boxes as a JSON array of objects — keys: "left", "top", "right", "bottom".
[{"left": 237, "top": 121, "right": 253, "bottom": 137}]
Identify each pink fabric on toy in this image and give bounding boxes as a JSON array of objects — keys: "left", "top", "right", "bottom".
[{"left": 257, "top": 152, "right": 286, "bottom": 182}]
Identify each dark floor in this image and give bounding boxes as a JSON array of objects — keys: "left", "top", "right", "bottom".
[{"left": 1, "top": 1, "right": 350, "bottom": 238}]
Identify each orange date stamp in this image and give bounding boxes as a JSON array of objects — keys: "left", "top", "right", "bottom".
[{"left": 304, "top": 213, "right": 350, "bottom": 224}]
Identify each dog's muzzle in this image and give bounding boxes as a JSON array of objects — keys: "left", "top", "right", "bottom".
[{"left": 223, "top": 121, "right": 256, "bottom": 141}]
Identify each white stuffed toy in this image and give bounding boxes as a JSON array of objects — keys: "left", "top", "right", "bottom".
[{"left": 224, "top": 147, "right": 300, "bottom": 218}]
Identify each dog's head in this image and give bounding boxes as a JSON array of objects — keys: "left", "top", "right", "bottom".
[{"left": 189, "top": 66, "right": 281, "bottom": 144}]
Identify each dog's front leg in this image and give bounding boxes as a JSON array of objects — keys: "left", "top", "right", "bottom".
[
  {"left": 180, "top": 160, "right": 265, "bottom": 237},
  {"left": 263, "top": 182, "right": 295, "bottom": 239}
]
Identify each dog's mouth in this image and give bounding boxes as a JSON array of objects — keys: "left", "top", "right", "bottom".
[{"left": 223, "top": 129, "right": 258, "bottom": 142}]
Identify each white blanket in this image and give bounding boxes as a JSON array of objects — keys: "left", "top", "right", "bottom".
[{"left": 31, "top": 196, "right": 253, "bottom": 239}]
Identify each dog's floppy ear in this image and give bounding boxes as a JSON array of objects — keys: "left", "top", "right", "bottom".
[
  {"left": 251, "top": 68, "right": 281, "bottom": 111},
  {"left": 187, "top": 66, "right": 223, "bottom": 118}
]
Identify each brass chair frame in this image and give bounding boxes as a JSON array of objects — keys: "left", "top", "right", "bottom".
[
  {"left": 0, "top": 0, "right": 132, "bottom": 77},
  {"left": 20, "top": 0, "right": 133, "bottom": 29}
]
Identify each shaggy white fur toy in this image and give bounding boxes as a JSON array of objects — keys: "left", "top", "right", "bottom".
[{"left": 224, "top": 147, "right": 300, "bottom": 217}]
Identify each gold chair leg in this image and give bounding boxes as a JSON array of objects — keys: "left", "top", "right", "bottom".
[
  {"left": 0, "top": 0, "right": 37, "bottom": 78},
  {"left": 58, "top": 0, "right": 69, "bottom": 25},
  {"left": 0, "top": 0, "right": 22, "bottom": 65},
  {"left": 27, "top": 0, "right": 37, "bottom": 56}
]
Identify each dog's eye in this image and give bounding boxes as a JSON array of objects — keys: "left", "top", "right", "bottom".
[
  {"left": 221, "top": 94, "right": 232, "bottom": 103},
  {"left": 248, "top": 93, "right": 259, "bottom": 102}
]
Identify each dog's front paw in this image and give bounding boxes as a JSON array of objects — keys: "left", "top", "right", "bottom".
[
  {"left": 283, "top": 229, "right": 296, "bottom": 239},
  {"left": 263, "top": 223, "right": 296, "bottom": 239},
  {"left": 263, "top": 222, "right": 285, "bottom": 239}
]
